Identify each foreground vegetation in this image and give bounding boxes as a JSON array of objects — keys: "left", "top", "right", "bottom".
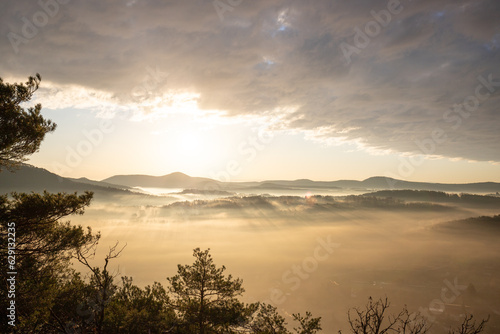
[{"left": 0, "top": 76, "right": 491, "bottom": 333}]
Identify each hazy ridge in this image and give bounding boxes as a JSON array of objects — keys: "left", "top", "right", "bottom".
[{"left": 3, "top": 164, "right": 500, "bottom": 195}]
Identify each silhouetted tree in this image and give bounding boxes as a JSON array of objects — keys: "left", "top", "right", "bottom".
[
  {"left": 248, "top": 303, "right": 289, "bottom": 333},
  {"left": 47, "top": 271, "right": 94, "bottom": 333},
  {"left": 449, "top": 314, "right": 489, "bottom": 334},
  {"left": 0, "top": 191, "right": 98, "bottom": 333},
  {"left": 246, "top": 303, "right": 322, "bottom": 334},
  {"left": 167, "top": 248, "right": 250, "bottom": 333},
  {"left": 74, "top": 241, "right": 125, "bottom": 334},
  {"left": 293, "top": 311, "right": 322, "bottom": 334},
  {"left": 342, "top": 297, "right": 430, "bottom": 334},
  {"left": 0, "top": 74, "right": 56, "bottom": 171},
  {"left": 0, "top": 74, "right": 99, "bottom": 333},
  {"left": 104, "top": 276, "right": 177, "bottom": 334},
  {"left": 341, "top": 297, "right": 490, "bottom": 334}
]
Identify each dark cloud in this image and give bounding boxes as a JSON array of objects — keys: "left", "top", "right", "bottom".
[{"left": 1, "top": 0, "right": 499, "bottom": 161}]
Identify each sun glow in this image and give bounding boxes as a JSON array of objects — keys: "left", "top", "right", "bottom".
[
  {"left": 178, "top": 130, "right": 202, "bottom": 154},
  {"left": 151, "top": 123, "right": 226, "bottom": 175}
]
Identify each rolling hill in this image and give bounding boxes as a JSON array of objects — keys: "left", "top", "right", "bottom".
[
  {"left": 0, "top": 164, "right": 130, "bottom": 194},
  {"left": 3, "top": 165, "right": 500, "bottom": 195},
  {"left": 102, "top": 172, "right": 221, "bottom": 189}
]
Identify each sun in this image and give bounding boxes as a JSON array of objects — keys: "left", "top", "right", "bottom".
[
  {"left": 178, "top": 131, "right": 201, "bottom": 153},
  {"left": 152, "top": 124, "right": 223, "bottom": 176},
  {"left": 170, "top": 128, "right": 218, "bottom": 168}
]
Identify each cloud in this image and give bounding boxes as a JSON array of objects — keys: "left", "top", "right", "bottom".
[{"left": 1, "top": 0, "right": 499, "bottom": 161}]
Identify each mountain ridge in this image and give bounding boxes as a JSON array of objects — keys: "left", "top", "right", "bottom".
[
  {"left": 2, "top": 165, "right": 500, "bottom": 194},
  {"left": 0, "top": 164, "right": 130, "bottom": 194},
  {"left": 102, "top": 172, "right": 219, "bottom": 189}
]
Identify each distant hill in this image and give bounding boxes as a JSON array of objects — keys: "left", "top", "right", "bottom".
[
  {"left": 161, "top": 194, "right": 452, "bottom": 214},
  {"left": 363, "top": 190, "right": 500, "bottom": 206},
  {"left": 258, "top": 179, "right": 342, "bottom": 189},
  {"left": 102, "top": 172, "right": 221, "bottom": 189},
  {"left": 3, "top": 165, "right": 500, "bottom": 195},
  {"left": 266, "top": 176, "right": 500, "bottom": 193},
  {"left": 101, "top": 173, "right": 500, "bottom": 193},
  {"left": 242, "top": 182, "right": 300, "bottom": 191},
  {"left": 357, "top": 177, "right": 500, "bottom": 193},
  {"left": 68, "top": 177, "right": 131, "bottom": 190},
  {"left": 0, "top": 164, "right": 130, "bottom": 194},
  {"left": 173, "top": 189, "right": 235, "bottom": 196},
  {"left": 435, "top": 215, "right": 500, "bottom": 232}
]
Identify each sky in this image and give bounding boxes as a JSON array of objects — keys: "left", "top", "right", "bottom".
[{"left": 1, "top": 0, "right": 499, "bottom": 183}]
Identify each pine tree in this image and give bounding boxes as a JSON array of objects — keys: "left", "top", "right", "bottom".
[{"left": 167, "top": 248, "right": 248, "bottom": 333}]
